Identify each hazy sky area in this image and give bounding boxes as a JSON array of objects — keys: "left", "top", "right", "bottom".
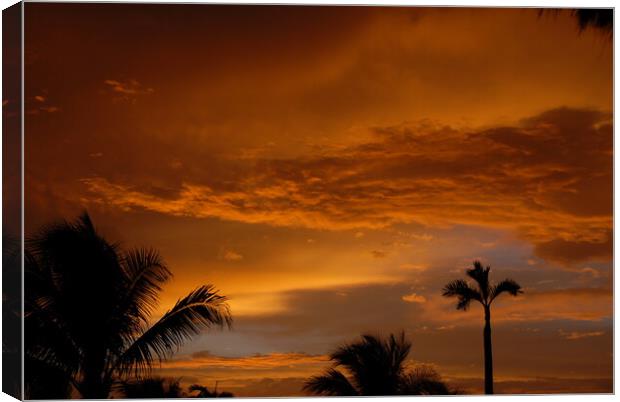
[{"left": 21, "top": 5, "right": 612, "bottom": 395}]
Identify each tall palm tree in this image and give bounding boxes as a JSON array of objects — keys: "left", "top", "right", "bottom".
[
  {"left": 25, "top": 212, "right": 232, "bottom": 399},
  {"left": 442, "top": 261, "right": 522, "bottom": 394},
  {"left": 304, "top": 332, "right": 453, "bottom": 396}
]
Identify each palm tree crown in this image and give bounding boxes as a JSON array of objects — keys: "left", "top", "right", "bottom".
[
  {"left": 304, "top": 332, "right": 453, "bottom": 396},
  {"left": 25, "top": 212, "right": 232, "bottom": 399},
  {"left": 442, "top": 261, "right": 522, "bottom": 310}
]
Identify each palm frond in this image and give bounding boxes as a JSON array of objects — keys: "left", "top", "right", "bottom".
[
  {"left": 399, "top": 365, "right": 452, "bottom": 395},
  {"left": 303, "top": 368, "right": 358, "bottom": 396},
  {"left": 387, "top": 332, "right": 412, "bottom": 374},
  {"left": 117, "top": 285, "right": 232, "bottom": 376},
  {"left": 490, "top": 278, "right": 522, "bottom": 303},
  {"left": 466, "top": 261, "right": 491, "bottom": 301},
  {"left": 118, "top": 248, "right": 172, "bottom": 329},
  {"left": 442, "top": 279, "right": 482, "bottom": 310},
  {"left": 574, "top": 9, "right": 613, "bottom": 33},
  {"left": 330, "top": 333, "right": 410, "bottom": 395}
]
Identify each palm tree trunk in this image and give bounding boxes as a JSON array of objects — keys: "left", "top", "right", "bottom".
[{"left": 483, "top": 306, "right": 493, "bottom": 394}]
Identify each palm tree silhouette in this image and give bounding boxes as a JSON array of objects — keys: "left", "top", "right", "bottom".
[
  {"left": 304, "top": 332, "right": 453, "bottom": 396},
  {"left": 25, "top": 212, "right": 232, "bottom": 399},
  {"left": 442, "top": 261, "right": 522, "bottom": 394}
]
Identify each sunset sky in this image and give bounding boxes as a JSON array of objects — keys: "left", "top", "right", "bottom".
[{"left": 21, "top": 5, "right": 612, "bottom": 395}]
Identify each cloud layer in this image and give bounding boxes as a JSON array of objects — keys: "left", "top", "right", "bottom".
[{"left": 80, "top": 107, "right": 611, "bottom": 265}]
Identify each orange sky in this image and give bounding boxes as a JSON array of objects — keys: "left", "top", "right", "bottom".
[{"left": 21, "top": 5, "right": 612, "bottom": 395}]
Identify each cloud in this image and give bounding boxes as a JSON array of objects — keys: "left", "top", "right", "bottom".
[
  {"left": 162, "top": 351, "right": 328, "bottom": 371},
  {"left": 152, "top": 351, "right": 330, "bottom": 396},
  {"left": 226, "top": 377, "right": 308, "bottom": 397},
  {"left": 154, "top": 283, "right": 611, "bottom": 393},
  {"left": 219, "top": 248, "right": 243, "bottom": 261},
  {"left": 26, "top": 93, "right": 61, "bottom": 115},
  {"left": 79, "top": 107, "right": 611, "bottom": 264},
  {"left": 104, "top": 79, "right": 154, "bottom": 102},
  {"left": 558, "top": 330, "right": 605, "bottom": 340},
  {"left": 424, "top": 286, "right": 612, "bottom": 324},
  {"left": 576, "top": 267, "right": 602, "bottom": 279},
  {"left": 533, "top": 231, "right": 612, "bottom": 265},
  {"left": 449, "top": 376, "right": 612, "bottom": 394},
  {"left": 399, "top": 263, "right": 428, "bottom": 271},
  {"left": 370, "top": 250, "right": 387, "bottom": 258},
  {"left": 154, "top": 351, "right": 329, "bottom": 396},
  {"left": 402, "top": 292, "right": 427, "bottom": 303}
]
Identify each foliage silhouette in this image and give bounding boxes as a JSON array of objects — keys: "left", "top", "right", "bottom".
[
  {"left": 399, "top": 364, "right": 456, "bottom": 395},
  {"left": 3, "top": 235, "right": 23, "bottom": 398},
  {"left": 304, "top": 332, "right": 455, "bottom": 396},
  {"left": 573, "top": 9, "right": 612, "bottom": 33},
  {"left": 120, "top": 377, "right": 185, "bottom": 398},
  {"left": 24, "top": 212, "right": 232, "bottom": 399},
  {"left": 541, "top": 9, "right": 612, "bottom": 36},
  {"left": 189, "top": 383, "right": 235, "bottom": 398},
  {"left": 442, "top": 261, "right": 522, "bottom": 394}
]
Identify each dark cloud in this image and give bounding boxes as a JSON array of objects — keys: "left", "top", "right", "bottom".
[{"left": 534, "top": 231, "right": 612, "bottom": 265}]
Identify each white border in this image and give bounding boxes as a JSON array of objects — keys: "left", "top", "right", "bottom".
[{"left": 0, "top": 1, "right": 615, "bottom": 402}]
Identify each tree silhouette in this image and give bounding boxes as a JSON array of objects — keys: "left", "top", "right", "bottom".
[
  {"left": 25, "top": 212, "right": 232, "bottom": 399},
  {"left": 120, "top": 377, "right": 185, "bottom": 398},
  {"left": 573, "top": 9, "right": 612, "bottom": 33},
  {"left": 442, "top": 261, "right": 522, "bottom": 394},
  {"left": 541, "top": 9, "right": 612, "bottom": 36},
  {"left": 3, "top": 235, "right": 23, "bottom": 398},
  {"left": 189, "top": 383, "right": 234, "bottom": 398},
  {"left": 304, "top": 332, "right": 454, "bottom": 396}
]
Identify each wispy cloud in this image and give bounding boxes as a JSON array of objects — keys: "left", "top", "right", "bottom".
[
  {"left": 104, "top": 79, "right": 154, "bottom": 102},
  {"left": 423, "top": 286, "right": 612, "bottom": 324},
  {"left": 402, "top": 292, "right": 427, "bottom": 303},
  {"left": 26, "top": 93, "right": 61, "bottom": 115},
  {"left": 559, "top": 330, "right": 605, "bottom": 340},
  {"left": 370, "top": 250, "right": 387, "bottom": 259},
  {"left": 220, "top": 248, "right": 244, "bottom": 262}
]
